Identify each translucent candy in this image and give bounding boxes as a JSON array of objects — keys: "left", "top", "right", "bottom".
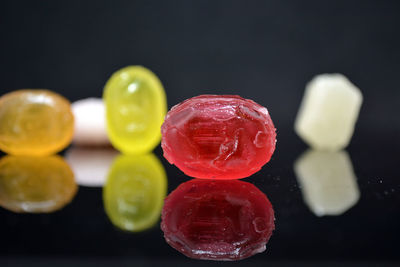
[
  {"left": 103, "top": 154, "right": 167, "bottom": 232},
  {"left": 294, "top": 149, "right": 360, "bottom": 216},
  {"left": 295, "top": 74, "right": 363, "bottom": 151},
  {"left": 0, "top": 155, "right": 77, "bottom": 213},
  {"left": 161, "top": 95, "right": 276, "bottom": 179},
  {"left": 103, "top": 66, "right": 167, "bottom": 154},
  {"left": 0, "top": 90, "right": 74, "bottom": 156},
  {"left": 161, "top": 179, "right": 275, "bottom": 261}
]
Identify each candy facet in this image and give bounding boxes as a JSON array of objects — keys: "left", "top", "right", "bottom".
[
  {"left": 72, "top": 98, "right": 110, "bottom": 146},
  {"left": 161, "top": 95, "right": 276, "bottom": 179},
  {"left": 0, "top": 90, "right": 74, "bottom": 156},
  {"left": 103, "top": 154, "right": 167, "bottom": 232},
  {"left": 161, "top": 179, "right": 275, "bottom": 261},
  {"left": 294, "top": 149, "right": 360, "bottom": 216},
  {"left": 103, "top": 66, "right": 167, "bottom": 154},
  {"left": 0, "top": 155, "right": 77, "bottom": 213},
  {"left": 295, "top": 74, "right": 363, "bottom": 151}
]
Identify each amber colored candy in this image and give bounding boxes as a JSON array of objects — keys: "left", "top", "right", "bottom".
[
  {"left": 161, "top": 95, "right": 276, "bottom": 179},
  {"left": 103, "top": 66, "right": 167, "bottom": 154},
  {"left": 0, "top": 155, "right": 77, "bottom": 213},
  {"left": 161, "top": 179, "right": 275, "bottom": 261},
  {"left": 0, "top": 90, "right": 74, "bottom": 156},
  {"left": 103, "top": 153, "right": 167, "bottom": 232}
]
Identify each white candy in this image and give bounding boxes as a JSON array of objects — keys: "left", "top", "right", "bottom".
[
  {"left": 65, "top": 147, "right": 119, "bottom": 187},
  {"left": 294, "top": 150, "right": 360, "bottom": 216},
  {"left": 295, "top": 74, "right": 363, "bottom": 151},
  {"left": 72, "top": 98, "right": 110, "bottom": 146}
]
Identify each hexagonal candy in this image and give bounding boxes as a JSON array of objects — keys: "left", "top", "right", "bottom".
[{"left": 295, "top": 74, "right": 363, "bottom": 151}]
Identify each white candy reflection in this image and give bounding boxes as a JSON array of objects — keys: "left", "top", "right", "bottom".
[
  {"left": 65, "top": 147, "right": 119, "bottom": 187},
  {"left": 294, "top": 149, "right": 360, "bottom": 216}
]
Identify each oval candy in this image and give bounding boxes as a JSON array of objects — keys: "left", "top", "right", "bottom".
[
  {"left": 103, "top": 66, "right": 167, "bottom": 154},
  {"left": 0, "top": 89, "right": 74, "bottom": 156},
  {"left": 161, "top": 95, "right": 276, "bottom": 179}
]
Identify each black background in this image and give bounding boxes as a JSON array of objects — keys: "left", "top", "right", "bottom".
[{"left": 0, "top": 1, "right": 399, "bottom": 266}]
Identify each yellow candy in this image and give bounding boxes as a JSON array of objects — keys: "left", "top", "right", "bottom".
[
  {"left": 0, "top": 90, "right": 74, "bottom": 156},
  {"left": 103, "top": 153, "right": 167, "bottom": 232},
  {"left": 0, "top": 155, "right": 77, "bottom": 213},
  {"left": 103, "top": 66, "right": 167, "bottom": 154}
]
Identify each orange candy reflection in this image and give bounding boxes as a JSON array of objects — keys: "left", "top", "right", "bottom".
[{"left": 0, "top": 155, "right": 77, "bottom": 213}]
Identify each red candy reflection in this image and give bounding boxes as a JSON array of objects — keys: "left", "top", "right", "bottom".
[
  {"left": 161, "top": 95, "right": 276, "bottom": 179},
  {"left": 161, "top": 179, "right": 275, "bottom": 261}
]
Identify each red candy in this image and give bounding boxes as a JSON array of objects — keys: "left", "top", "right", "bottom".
[
  {"left": 161, "top": 179, "right": 275, "bottom": 261},
  {"left": 161, "top": 95, "right": 276, "bottom": 179}
]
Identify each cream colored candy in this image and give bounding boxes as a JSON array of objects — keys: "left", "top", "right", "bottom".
[
  {"left": 294, "top": 149, "right": 360, "bottom": 216},
  {"left": 295, "top": 74, "right": 363, "bottom": 151},
  {"left": 72, "top": 98, "right": 110, "bottom": 146}
]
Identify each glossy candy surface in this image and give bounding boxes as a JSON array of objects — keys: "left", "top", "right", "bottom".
[
  {"left": 103, "top": 66, "right": 167, "bottom": 154},
  {"left": 103, "top": 154, "right": 167, "bottom": 232},
  {"left": 161, "top": 95, "right": 276, "bottom": 179},
  {"left": 0, "top": 155, "right": 77, "bottom": 213},
  {"left": 161, "top": 179, "right": 275, "bottom": 261},
  {"left": 0, "top": 90, "right": 74, "bottom": 156}
]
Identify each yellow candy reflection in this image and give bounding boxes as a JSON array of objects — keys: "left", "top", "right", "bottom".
[
  {"left": 103, "top": 153, "right": 167, "bottom": 232},
  {"left": 0, "top": 155, "right": 77, "bottom": 213}
]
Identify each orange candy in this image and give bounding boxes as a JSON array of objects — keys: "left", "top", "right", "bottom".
[{"left": 0, "top": 90, "right": 74, "bottom": 156}]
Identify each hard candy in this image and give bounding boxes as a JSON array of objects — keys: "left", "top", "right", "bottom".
[
  {"left": 295, "top": 74, "right": 363, "bottom": 151},
  {"left": 103, "top": 66, "right": 167, "bottom": 154},
  {"left": 0, "top": 90, "right": 74, "bottom": 156},
  {"left": 103, "top": 154, "right": 167, "bottom": 232},
  {"left": 161, "top": 179, "right": 275, "bottom": 261},
  {"left": 294, "top": 149, "right": 360, "bottom": 216},
  {"left": 0, "top": 155, "right": 77, "bottom": 213},
  {"left": 161, "top": 95, "right": 276, "bottom": 179},
  {"left": 71, "top": 98, "right": 110, "bottom": 146}
]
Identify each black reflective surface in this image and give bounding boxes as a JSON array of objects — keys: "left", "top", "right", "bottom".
[
  {"left": 0, "top": 127, "right": 399, "bottom": 266},
  {"left": 1, "top": 0, "right": 399, "bottom": 266}
]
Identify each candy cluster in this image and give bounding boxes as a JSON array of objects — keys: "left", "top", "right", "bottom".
[
  {"left": 0, "top": 68, "right": 363, "bottom": 261},
  {"left": 0, "top": 66, "right": 168, "bottom": 221}
]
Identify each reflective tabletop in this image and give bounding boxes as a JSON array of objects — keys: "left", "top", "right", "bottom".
[{"left": 0, "top": 126, "right": 398, "bottom": 266}]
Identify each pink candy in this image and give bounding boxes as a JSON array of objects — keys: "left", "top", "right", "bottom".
[{"left": 161, "top": 95, "right": 276, "bottom": 179}]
